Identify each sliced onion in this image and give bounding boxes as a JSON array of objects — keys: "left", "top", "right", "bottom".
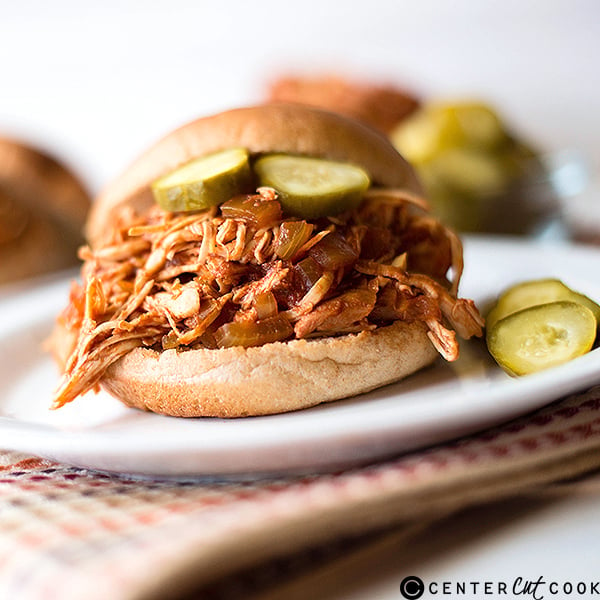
[
  {"left": 308, "top": 231, "right": 358, "bottom": 270},
  {"left": 293, "top": 256, "right": 323, "bottom": 290},
  {"left": 214, "top": 314, "right": 293, "bottom": 348},
  {"left": 253, "top": 291, "right": 278, "bottom": 319},
  {"left": 274, "top": 221, "right": 314, "bottom": 260},
  {"left": 221, "top": 195, "right": 282, "bottom": 229}
]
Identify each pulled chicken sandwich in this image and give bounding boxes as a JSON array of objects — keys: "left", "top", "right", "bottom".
[{"left": 50, "top": 104, "right": 483, "bottom": 417}]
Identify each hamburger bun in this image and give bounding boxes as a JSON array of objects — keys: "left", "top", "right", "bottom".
[
  {"left": 0, "top": 137, "right": 91, "bottom": 285},
  {"left": 102, "top": 320, "right": 438, "bottom": 417},
  {"left": 87, "top": 103, "right": 421, "bottom": 246},
  {"left": 57, "top": 103, "right": 465, "bottom": 418},
  {"left": 267, "top": 74, "right": 420, "bottom": 133}
]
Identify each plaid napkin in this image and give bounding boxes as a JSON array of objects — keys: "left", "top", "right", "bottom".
[{"left": 2, "top": 385, "right": 600, "bottom": 600}]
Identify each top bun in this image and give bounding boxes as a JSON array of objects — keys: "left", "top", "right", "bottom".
[
  {"left": 87, "top": 103, "right": 422, "bottom": 245},
  {"left": 0, "top": 137, "right": 91, "bottom": 284}
]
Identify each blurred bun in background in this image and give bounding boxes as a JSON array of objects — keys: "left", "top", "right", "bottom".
[
  {"left": 267, "top": 74, "right": 421, "bottom": 134},
  {"left": 0, "top": 137, "right": 91, "bottom": 285}
]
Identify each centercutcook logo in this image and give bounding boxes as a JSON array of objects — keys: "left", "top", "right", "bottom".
[
  {"left": 400, "top": 576, "right": 425, "bottom": 599},
  {"left": 399, "top": 576, "right": 600, "bottom": 599}
]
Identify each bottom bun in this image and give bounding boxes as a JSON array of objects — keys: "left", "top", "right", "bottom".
[{"left": 101, "top": 320, "right": 438, "bottom": 418}]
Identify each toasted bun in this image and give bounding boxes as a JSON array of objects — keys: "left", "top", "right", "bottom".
[
  {"left": 0, "top": 137, "right": 91, "bottom": 284},
  {"left": 87, "top": 103, "right": 421, "bottom": 246},
  {"left": 102, "top": 320, "right": 438, "bottom": 417},
  {"left": 70, "top": 103, "right": 436, "bottom": 417}
]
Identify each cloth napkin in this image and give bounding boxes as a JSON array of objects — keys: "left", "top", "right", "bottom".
[{"left": 2, "top": 384, "right": 600, "bottom": 600}]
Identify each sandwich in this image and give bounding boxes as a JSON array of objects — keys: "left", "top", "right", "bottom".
[
  {"left": 50, "top": 103, "right": 483, "bottom": 417},
  {"left": 0, "top": 137, "right": 90, "bottom": 285}
]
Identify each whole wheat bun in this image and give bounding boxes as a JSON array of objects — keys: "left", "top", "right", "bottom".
[
  {"left": 0, "top": 137, "right": 91, "bottom": 285},
  {"left": 81, "top": 103, "right": 439, "bottom": 417}
]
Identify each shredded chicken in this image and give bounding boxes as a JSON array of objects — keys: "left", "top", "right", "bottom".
[{"left": 52, "top": 188, "right": 484, "bottom": 408}]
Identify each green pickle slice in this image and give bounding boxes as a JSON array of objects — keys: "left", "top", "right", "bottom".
[
  {"left": 151, "top": 148, "right": 251, "bottom": 212},
  {"left": 391, "top": 102, "right": 507, "bottom": 165},
  {"left": 487, "top": 301, "right": 596, "bottom": 376},
  {"left": 254, "top": 155, "right": 370, "bottom": 219},
  {"left": 487, "top": 278, "right": 600, "bottom": 330}
]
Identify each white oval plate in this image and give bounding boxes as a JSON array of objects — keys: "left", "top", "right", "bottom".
[{"left": 1, "top": 236, "right": 599, "bottom": 478}]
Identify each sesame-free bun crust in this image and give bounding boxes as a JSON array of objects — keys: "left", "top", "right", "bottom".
[
  {"left": 102, "top": 320, "right": 438, "bottom": 417},
  {"left": 87, "top": 103, "right": 421, "bottom": 246},
  {"left": 0, "top": 137, "right": 90, "bottom": 284},
  {"left": 69, "top": 103, "right": 436, "bottom": 417}
]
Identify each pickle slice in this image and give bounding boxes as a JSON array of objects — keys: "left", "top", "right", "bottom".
[
  {"left": 487, "top": 278, "right": 600, "bottom": 330},
  {"left": 430, "top": 147, "right": 509, "bottom": 196},
  {"left": 254, "top": 155, "right": 370, "bottom": 219},
  {"left": 440, "top": 102, "right": 506, "bottom": 150},
  {"left": 391, "top": 101, "right": 507, "bottom": 164},
  {"left": 151, "top": 148, "right": 252, "bottom": 212},
  {"left": 487, "top": 301, "right": 596, "bottom": 376}
]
